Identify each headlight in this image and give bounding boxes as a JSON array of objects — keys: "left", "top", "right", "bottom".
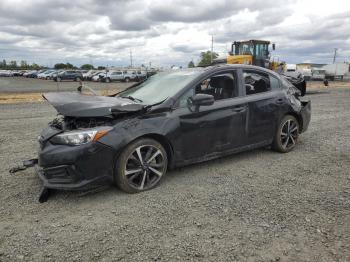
[{"left": 50, "top": 127, "right": 112, "bottom": 146}]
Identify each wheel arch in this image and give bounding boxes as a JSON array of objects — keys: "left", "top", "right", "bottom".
[{"left": 285, "top": 112, "right": 303, "bottom": 132}]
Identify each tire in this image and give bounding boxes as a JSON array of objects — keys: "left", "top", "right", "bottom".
[
  {"left": 124, "top": 77, "right": 130, "bottom": 82},
  {"left": 115, "top": 138, "right": 168, "bottom": 193},
  {"left": 57, "top": 77, "right": 61, "bottom": 82},
  {"left": 106, "top": 77, "right": 111, "bottom": 83},
  {"left": 272, "top": 115, "right": 300, "bottom": 153},
  {"left": 75, "top": 77, "right": 81, "bottom": 81}
]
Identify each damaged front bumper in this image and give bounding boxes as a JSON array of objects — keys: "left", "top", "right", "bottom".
[{"left": 37, "top": 127, "right": 116, "bottom": 190}]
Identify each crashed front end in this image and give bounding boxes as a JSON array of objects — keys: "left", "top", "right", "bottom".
[
  {"left": 34, "top": 92, "right": 144, "bottom": 195},
  {"left": 37, "top": 117, "right": 116, "bottom": 191}
]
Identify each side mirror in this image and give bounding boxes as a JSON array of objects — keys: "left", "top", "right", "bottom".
[{"left": 188, "top": 93, "right": 214, "bottom": 107}]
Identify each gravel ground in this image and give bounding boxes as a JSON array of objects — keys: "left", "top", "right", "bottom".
[{"left": 0, "top": 87, "right": 349, "bottom": 261}]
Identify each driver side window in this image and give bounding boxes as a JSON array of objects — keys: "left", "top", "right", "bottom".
[{"left": 178, "top": 71, "right": 237, "bottom": 108}]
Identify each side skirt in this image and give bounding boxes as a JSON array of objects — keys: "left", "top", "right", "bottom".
[{"left": 174, "top": 139, "right": 272, "bottom": 168}]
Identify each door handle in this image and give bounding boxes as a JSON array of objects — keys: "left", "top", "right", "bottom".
[
  {"left": 276, "top": 98, "right": 284, "bottom": 104},
  {"left": 232, "top": 106, "right": 246, "bottom": 112}
]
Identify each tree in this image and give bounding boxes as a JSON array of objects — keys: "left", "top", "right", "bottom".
[
  {"left": 20, "top": 60, "right": 28, "bottom": 69},
  {"left": 80, "top": 64, "right": 94, "bottom": 70},
  {"left": 188, "top": 61, "right": 195, "bottom": 68},
  {"left": 1, "top": 59, "right": 6, "bottom": 69},
  {"left": 97, "top": 66, "right": 106, "bottom": 70},
  {"left": 9, "top": 60, "right": 17, "bottom": 69},
  {"left": 197, "top": 51, "right": 219, "bottom": 67},
  {"left": 54, "top": 63, "right": 67, "bottom": 69},
  {"left": 66, "top": 63, "right": 74, "bottom": 69}
]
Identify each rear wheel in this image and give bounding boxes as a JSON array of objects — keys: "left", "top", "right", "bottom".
[
  {"left": 115, "top": 138, "right": 168, "bottom": 193},
  {"left": 57, "top": 77, "right": 61, "bottom": 82},
  {"left": 272, "top": 115, "right": 299, "bottom": 153},
  {"left": 124, "top": 77, "right": 130, "bottom": 82},
  {"left": 105, "top": 77, "right": 111, "bottom": 83},
  {"left": 75, "top": 77, "right": 81, "bottom": 81}
]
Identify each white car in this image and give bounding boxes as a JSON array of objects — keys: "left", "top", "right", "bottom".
[
  {"left": 91, "top": 71, "right": 106, "bottom": 82},
  {"left": 0, "top": 70, "right": 13, "bottom": 77},
  {"left": 38, "top": 70, "right": 56, "bottom": 79}
]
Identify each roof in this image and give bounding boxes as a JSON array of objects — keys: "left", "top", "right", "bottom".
[{"left": 234, "top": 40, "right": 271, "bottom": 44}]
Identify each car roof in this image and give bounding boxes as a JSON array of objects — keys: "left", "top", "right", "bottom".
[{"left": 169, "top": 64, "right": 280, "bottom": 78}]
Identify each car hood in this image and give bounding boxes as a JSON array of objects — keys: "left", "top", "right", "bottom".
[{"left": 43, "top": 92, "right": 142, "bottom": 117}]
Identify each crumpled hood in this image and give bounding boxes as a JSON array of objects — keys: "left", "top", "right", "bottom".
[{"left": 43, "top": 92, "right": 139, "bottom": 117}]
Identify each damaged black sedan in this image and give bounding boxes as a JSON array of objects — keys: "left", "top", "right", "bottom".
[{"left": 36, "top": 64, "right": 311, "bottom": 196}]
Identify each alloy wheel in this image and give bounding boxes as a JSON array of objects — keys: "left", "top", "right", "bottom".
[
  {"left": 124, "top": 145, "right": 166, "bottom": 190},
  {"left": 280, "top": 119, "right": 299, "bottom": 150}
]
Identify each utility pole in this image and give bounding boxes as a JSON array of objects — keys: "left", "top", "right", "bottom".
[
  {"left": 333, "top": 48, "right": 338, "bottom": 64},
  {"left": 130, "top": 49, "right": 133, "bottom": 68},
  {"left": 211, "top": 35, "right": 214, "bottom": 64}
]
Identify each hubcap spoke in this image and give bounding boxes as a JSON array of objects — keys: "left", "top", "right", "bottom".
[
  {"left": 125, "top": 168, "right": 142, "bottom": 176},
  {"left": 289, "top": 135, "right": 295, "bottom": 145},
  {"left": 149, "top": 166, "right": 162, "bottom": 177},
  {"left": 135, "top": 147, "right": 143, "bottom": 163},
  {"left": 147, "top": 150, "right": 161, "bottom": 163},
  {"left": 283, "top": 136, "right": 289, "bottom": 148},
  {"left": 139, "top": 171, "right": 147, "bottom": 189}
]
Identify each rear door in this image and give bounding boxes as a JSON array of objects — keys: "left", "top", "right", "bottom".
[{"left": 242, "top": 69, "right": 285, "bottom": 144}]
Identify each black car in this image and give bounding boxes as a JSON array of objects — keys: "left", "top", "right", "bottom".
[
  {"left": 35, "top": 65, "right": 311, "bottom": 200},
  {"left": 53, "top": 70, "right": 83, "bottom": 82}
]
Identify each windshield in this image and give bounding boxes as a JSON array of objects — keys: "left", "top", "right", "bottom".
[{"left": 117, "top": 70, "right": 202, "bottom": 105}]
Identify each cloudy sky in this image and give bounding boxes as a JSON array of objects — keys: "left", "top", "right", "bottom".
[{"left": 0, "top": 0, "right": 349, "bottom": 68}]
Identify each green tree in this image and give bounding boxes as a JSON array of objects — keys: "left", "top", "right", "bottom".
[
  {"left": 197, "top": 51, "right": 219, "bottom": 67},
  {"left": 80, "top": 64, "right": 94, "bottom": 70},
  {"left": 54, "top": 63, "right": 67, "bottom": 69},
  {"left": 188, "top": 61, "right": 195, "bottom": 68},
  {"left": 20, "top": 60, "right": 28, "bottom": 69},
  {"left": 66, "top": 62, "right": 74, "bottom": 69},
  {"left": 31, "top": 63, "right": 41, "bottom": 70},
  {"left": 9, "top": 60, "right": 17, "bottom": 69},
  {"left": 1, "top": 59, "right": 6, "bottom": 69},
  {"left": 97, "top": 66, "right": 106, "bottom": 70}
]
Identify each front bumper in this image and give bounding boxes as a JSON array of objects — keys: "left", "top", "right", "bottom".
[
  {"left": 300, "top": 100, "right": 311, "bottom": 133},
  {"left": 38, "top": 134, "right": 116, "bottom": 190}
]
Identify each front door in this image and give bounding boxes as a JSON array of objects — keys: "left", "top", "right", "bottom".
[{"left": 173, "top": 70, "right": 247, "bottom": 161}]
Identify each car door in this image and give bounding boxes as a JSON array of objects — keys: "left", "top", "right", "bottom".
[
  {"left": 172, "top": 70, "right": 247, "bottom": 161},
  {"left": 242, "top": 69, "right": 285, "bottom": 144}
]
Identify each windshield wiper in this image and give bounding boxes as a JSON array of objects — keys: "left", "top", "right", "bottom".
[{"left": 121, "top": 95, "right": 143, "bottom": 103}]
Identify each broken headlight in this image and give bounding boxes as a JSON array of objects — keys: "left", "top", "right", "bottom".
[{"left": 50, "top": 127, "right": 112, "bottom": 146}]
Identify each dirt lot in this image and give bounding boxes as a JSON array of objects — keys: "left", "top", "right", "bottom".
[{"left": 0, "top": 83, "right": 349, "bottom": 261}]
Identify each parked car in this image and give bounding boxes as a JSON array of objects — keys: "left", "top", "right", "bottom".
[
  {"left": 34, "top": 64, "right": 311, "bottom": 201},
  {"left": 91, "top": 71, "right": 106, "bottom": 82},
  {"left": 311, "top": 69, "right": 326, "bottom": 81},
  {"left": 103, "top": 70, "right": 137, "bottom": 82},
  {"left": 83, "top": 70, "right": 96, "bottom": 80},
  {"left": 0, "top": 70, "right": 13, "bottom": 77},
  {"left": 53, "top": 70, "right": 83, "bottom": 82},
  {"left": 25, "top": 70, "right": 42, "bottom": 78},
  {"left": 38, "top": 70, "right": 56, "bottom": 79}
]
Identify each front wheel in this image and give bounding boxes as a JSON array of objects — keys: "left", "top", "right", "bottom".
[
  {"left": 105, "top": 77, "right": 111, "bottom": 83},
  {"left": 272, "top": 115, "right": 299, "bottom": 153},
  {"left": 124, "top": 77, "right": 130, "bottom": 82},
  {"left": 115, "top": 138, "right": 168, "bottom": 193}
]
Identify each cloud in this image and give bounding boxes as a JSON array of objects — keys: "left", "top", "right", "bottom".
[{"left": 0, "top": 0, "right": 349, "bottom": 67}]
